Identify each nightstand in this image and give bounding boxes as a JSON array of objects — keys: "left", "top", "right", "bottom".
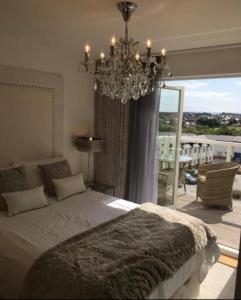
[{"left": 89, "top": 182, "right": 115, "bottom": 196}]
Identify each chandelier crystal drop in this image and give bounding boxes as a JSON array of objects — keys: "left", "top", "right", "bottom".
[{"left": 81, "top": 1, "right": 171, "bottom": 104}]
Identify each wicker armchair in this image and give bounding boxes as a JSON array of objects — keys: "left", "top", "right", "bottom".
[
  {"left": 157, "top": 173, "right": 168, "bottom": 206},
  {"left": 196, "top": 162, "right": 239, "bottom": 210}
]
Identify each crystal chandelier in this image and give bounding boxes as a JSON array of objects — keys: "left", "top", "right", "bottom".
[{"left": 81, "top": 1, "right": 171, "bottom": 104}]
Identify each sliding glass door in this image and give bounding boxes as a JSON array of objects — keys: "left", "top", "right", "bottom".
[{"left": 157, "top": 86, "right": 184, "bottom": 207}]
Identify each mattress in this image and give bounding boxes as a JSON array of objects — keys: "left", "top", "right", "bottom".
[{"left": 0, "top": 190, "right": 219, "bottom": 299}]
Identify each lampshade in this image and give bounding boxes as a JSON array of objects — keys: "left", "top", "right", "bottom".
[{"left": 75, "top": 137, "right": 103, "bottom": 153}]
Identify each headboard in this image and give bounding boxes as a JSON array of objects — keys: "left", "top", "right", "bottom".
[{"left": 0, "top": 65, "right": 63, "bottom": 166}]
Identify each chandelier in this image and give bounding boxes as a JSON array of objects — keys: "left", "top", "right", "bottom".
[{"left": 81, "top": 1, "right": 171, "bottom": 104}]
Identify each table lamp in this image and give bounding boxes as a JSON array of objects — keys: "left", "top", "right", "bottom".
[{"left": 75, "top": 136, "right": 103, "bottom": 187}]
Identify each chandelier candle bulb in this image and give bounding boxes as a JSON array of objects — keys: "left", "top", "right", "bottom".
[
  {"left": 146, "top": 39, "right": 152, "bottom": 58},
  {"left": 85, "top": 44, "right": 90, "bottom": 53},
  {"left": 111, "top": 36, "right": 116, "bottom": 46},
  {"left": 100, "top": 52, "right": 105, "bottom": 62},
  {"left": 110, "top": 36, "right": 116, "bottom": 57},
  {"left": 84, "top": 45, "right": 90, "bottom": 65},
  {"left": 161, "top": 48, "right": 167, "bottom": 56},
  {"left": 135, "top": 53, "right": 140, "bottom": 61}
]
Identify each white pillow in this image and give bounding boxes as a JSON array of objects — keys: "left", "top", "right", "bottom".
[
  {"left": 53, "top": 173, "right": 86, "bottom": 201},
  {"left": 2, "top": 186, "right": 48, "bottom": 217},
  {"left": 13, "top": 157, "right": 65, "bottom": 188}
]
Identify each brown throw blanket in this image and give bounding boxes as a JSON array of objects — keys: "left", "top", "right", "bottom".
[{"left": 20, "top": 203, "right": 216, "bottom": 299}]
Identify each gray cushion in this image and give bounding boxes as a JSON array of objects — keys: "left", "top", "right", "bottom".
[
  {"left": 13, "top": 157, "right": 65, "bottom": 188},
  {"left": 0, "top": 166, "right": 29, "bottom": 211},
  {"left": 38, "top": 160, "right": 72, "bottom": 197}
]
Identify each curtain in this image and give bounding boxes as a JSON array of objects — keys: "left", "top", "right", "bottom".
[
  {"left": 94, "top": 93, "right": 129, "bottom": 198},
  {"left": 125, "top": 88, "right": 161, "bottom": 204}
]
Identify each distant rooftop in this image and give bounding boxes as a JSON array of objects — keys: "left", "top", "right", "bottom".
[
  {"left": 182, "top": 134, "right": 241, "bottom": 143},
  {"left": 159, "top": 132, "right": 241, "bottom": 143}
]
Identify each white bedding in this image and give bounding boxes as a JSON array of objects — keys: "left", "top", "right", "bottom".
[{"left": 0, "top": 190, "right": 219, "bottom": 299}]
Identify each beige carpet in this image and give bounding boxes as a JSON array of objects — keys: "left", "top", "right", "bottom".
[{"left": 199, "top": 262, "right": 236, "bottom": 299}]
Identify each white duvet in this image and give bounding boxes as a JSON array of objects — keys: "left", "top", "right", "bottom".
[{"left": 0, "top": 190, "right": 219, "bottom": 299}]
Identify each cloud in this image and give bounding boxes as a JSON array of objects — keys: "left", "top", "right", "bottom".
[
  {"left": 181, "top": 80, "right": 210, "bottom": 90},
  {"left": 169, "top": 80, "right": 210, "bottom": 90},
  {"left": 184, "top": 90, "right": 239, "bottom": 113},
  {"left": 166, "top": 79, "right": 241, "bottom": 113},
  {"left": 185, "top": 90, "right": 232, "bottom": 99}
]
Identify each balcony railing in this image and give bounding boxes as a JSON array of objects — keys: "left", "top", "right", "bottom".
[{"left": 181, "top": 136, "right": 241, "bottom": 163}]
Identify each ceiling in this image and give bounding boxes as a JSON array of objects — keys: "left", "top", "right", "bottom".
[{"left": 0, "top": 0, "right": 241, "bottom": 57}]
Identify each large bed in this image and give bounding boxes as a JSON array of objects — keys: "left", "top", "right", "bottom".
[
  {"left": 0, "top": 190, "right": 219, "bottom": 299},
  {"left": 0, "top": 65, "right": 219, "bottom": 299}
]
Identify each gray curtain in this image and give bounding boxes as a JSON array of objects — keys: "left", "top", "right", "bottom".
[
  {"left": 94, "top": 93, "right": 129, "bottom": 198},
  {"left": 125, "top": 88, "right": 161, "bottom": 204}
]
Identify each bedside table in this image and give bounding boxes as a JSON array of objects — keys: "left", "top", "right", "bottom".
[{"left": 89, "top": 182, "right": 115, "bottom": 196}]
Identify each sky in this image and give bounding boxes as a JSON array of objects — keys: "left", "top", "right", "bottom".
[{"left": 159, "top": 78, "right": 241, "bottom": 113}]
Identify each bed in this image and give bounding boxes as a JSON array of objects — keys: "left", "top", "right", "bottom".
[
  {"left": 0, "top": 65, "right": 219, "bottom": 299},
  {"left": 0, "top": 190, "right": 219, "bottom": 299}
]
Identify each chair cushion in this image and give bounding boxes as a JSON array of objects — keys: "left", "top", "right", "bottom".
[
  {"left": 232, "top": 176, "right": 241, "bottom": 198},
  {"left": 198, "top": 175, "right": 206, "bottom": 184}
]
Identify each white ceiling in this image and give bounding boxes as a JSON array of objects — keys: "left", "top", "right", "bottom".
[{"left": 0, "top": 0, "right": 241, "bottom": 57}]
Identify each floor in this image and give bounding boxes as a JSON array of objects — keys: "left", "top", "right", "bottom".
[
  {"left": 176, "top": 184, "right": 241, "bottom": 250},
  {"left": 199, "top": 262, "right": 236, "bottom": 299},
  {"left": 219, "top": 255, "right": 238, "bottom": 268}
]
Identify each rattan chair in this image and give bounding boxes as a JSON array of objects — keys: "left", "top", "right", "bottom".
[
  {"left": 196, "top": 162, "right": 239, "bottom": 210},
  {"left": 157, "top": 173, "right": 168, "bottom": 206}
]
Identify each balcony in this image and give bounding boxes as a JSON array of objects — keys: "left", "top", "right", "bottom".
[
  {"left": 158, "top": 135, "right": 241, "bottom": 251},
  {"left": 177, "top": 179, "right": 241, "bottom": 250}
]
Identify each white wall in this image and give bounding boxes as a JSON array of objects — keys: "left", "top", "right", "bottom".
[
  {"left": 0, "top": 35, "right": 94, "bottom": 178},
  {"left": 168, "top": 44, "right": 241, "bottom": 78}
]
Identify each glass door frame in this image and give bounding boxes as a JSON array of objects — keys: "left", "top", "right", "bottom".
[{"left": 160, "top": 85, "right": 184, "bottom": 208}]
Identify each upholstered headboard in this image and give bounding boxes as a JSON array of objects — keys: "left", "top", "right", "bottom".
[{"left": 0, "top": 65, "right": 63, "bottom": 166}]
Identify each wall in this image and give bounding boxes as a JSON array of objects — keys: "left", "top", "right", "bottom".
[
  {"left": 168, "top": 44, "right": 241, "bottom": 78},
  {"left": 0, "top": 35, "right": 94, "bottom": 177}
]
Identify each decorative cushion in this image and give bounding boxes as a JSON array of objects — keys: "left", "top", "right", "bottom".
[
  {"left": 13, "top": 157, "right": 65, "bottom": 188},
  {"left": 232, "top": 176, "right": 241, "bottom": 199},
  {"left": 53, "top": 173, "right": 86, "bottom": 201},
  {"left": 38, "top": 160, "right": 72, "bottom": 197},
  {"left": 2, "top": 186, "right": 48, "bottom": 217},
  {"left": 198, "top": 175, "right": 206, "bottom": 184},
  {"left": 0, "top": 166, "right": 29, "bottom": 212}
]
